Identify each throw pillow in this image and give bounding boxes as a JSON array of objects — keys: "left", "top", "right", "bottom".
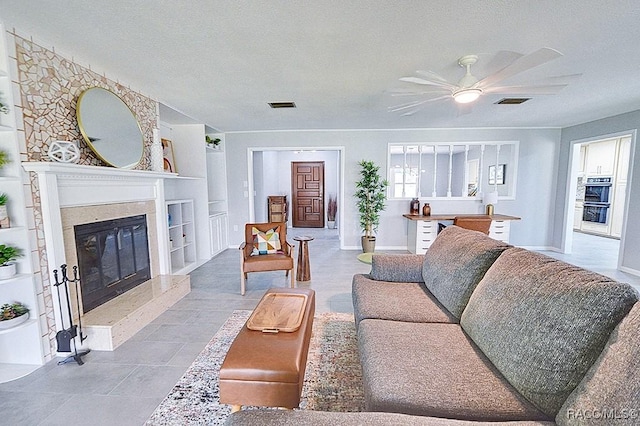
[{"left": 251, "top": 226, "right": 281, "bottom": 255}]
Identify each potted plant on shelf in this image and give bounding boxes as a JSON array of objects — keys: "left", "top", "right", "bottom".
[
  {"left": 0, "top": 302, "right": 29, "bottom": 330},
  {"left": 355, "top": 160, "right": 389, "bottom": 253},
  {"left": 0, "top": 150, "right": 8, "bottom": 169},
  {"left": 327, "top": 195, "right": 337, "bottom": 229},
  {"left": 0, "top": 91, "right": 9, "bottom": 114},
  {"left": 0, "top": 193, "right": 9, "bottom": 228},
  {"left": 0, "top": 244, "right": 22, "bottom": 280},
  {"left": 205, "top": 135, "right": 221, "bottom": 150}
]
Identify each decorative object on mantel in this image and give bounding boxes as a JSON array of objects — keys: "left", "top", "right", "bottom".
[
  {"left": 47, "top": 140, "right": 80, "bottom": 163},
  {"left": 0, "top": 302, "right": 29, "bottom": 329},
  {"left": 162, "top": 138, "right": 177, "bottom": 173},
  {"left": 327, "top": 195, "right": 337, "bottom": 229},
  {"left": 53, "top": 264, "right": 90, "bottom": 365},
  {"left": 410, "top": 197, "right": 420, "bottom": 215},
  {"left": 150, "top": 129, "right": 164, "bottom": 172},
  {"left": 422, "top": 202, "right": 431, "bottom": 216},
  {"left": 206, "top": 135, "right": 221, "bottom": 150},
  {"left": 484, "top": 191, "right": 499, "bottom": 215},
  {"left": 0, "top": 193, "right": 9, "bottom": 228},
  {"left": 355, "top": 160, "right": 389, "bottom": 253},
  {"left": 0, "top": 244, "right": 21, "bottom": 280}
]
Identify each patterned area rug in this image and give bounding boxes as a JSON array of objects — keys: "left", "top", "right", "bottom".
[{"left": 146, "top": 310, "right": 364, "bottom": 425}]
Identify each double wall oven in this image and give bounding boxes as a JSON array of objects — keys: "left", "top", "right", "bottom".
[{"left": 582, "top": 177, "right": 612, "bottom": 224}]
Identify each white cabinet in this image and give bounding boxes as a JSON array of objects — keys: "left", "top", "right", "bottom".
[
  {"left": 407, "top": 220, "right": 439, "bottom": 254},
  {"left": 166, "top": 200, "right": 197, "bottom": 274},
  {"left": 0, "top": 25, "right": 44, "bottom": 380},
  {"left": 585, "top": 139, "right": 617, "bottom": 176},
  {"left": 489, "top": 220, "right": 511, "bottom": 243},
  {"left": 209, "top": 213, "right": 228, "bottom": 256}
]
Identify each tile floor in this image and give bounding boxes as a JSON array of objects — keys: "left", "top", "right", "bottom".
[{"left": 0, "top": 228, "right": 638, "bottom": 425}]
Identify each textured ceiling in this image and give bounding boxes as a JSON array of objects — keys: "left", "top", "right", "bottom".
[{"left": 2, "top": 1, "right": 640, "bottom": 131}]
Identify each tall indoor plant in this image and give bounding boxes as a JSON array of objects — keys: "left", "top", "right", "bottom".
[{"left": 355, "top": 160, "right": 388, "bottom": 253}]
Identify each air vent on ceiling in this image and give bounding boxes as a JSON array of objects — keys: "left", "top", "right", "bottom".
[
  {"left": 268, "top": 101, "right": 296, "bottom": 109},
  {"left": 495, "top": 98, "right": 531, "bottom": 105}
]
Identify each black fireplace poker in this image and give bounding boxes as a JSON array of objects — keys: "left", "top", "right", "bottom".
[{"left": 53, "top": 264, "right": 90, "bottom": 366}]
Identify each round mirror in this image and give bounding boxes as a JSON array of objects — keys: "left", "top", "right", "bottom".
[{"left": 77, "top": 87, "right": 144, "bottom": 169}]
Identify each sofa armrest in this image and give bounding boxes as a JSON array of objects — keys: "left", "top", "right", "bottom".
[{"left": 371, "top": 254, "right": 424, "bottom": 283}]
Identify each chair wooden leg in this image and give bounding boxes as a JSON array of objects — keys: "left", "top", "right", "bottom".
[
  {"left": 290, "top": 268, "right": 295, "bottom": 288},
  {"left": 241, "top": 271, "right": 246, "bottom": 296}
]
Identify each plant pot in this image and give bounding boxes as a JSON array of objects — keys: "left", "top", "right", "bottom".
[
  {"left": 361, "top": 236, "right": 376, "bottom": 253},
  {"left": 0, "top": 312, "right": 29, "bottom": 330},
  {"left": 0, "top": 263, "right": 17, "bottom": 280},
  {"left": 327, "top": 220, "right": 336, "bottom": 229}
]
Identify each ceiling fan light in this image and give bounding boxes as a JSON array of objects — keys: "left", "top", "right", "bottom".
[{"left": 453, "top": 88, "right": 482, "bottom": 104}]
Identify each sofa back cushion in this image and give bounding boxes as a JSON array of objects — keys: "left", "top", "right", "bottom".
[
  {"left": 556, "top": 302, "right": 640, "bottom": 425},
  {"left": 421, "top": 225, "right": 511, "bottom": 318},
  {"left": 460, "top": 248, "right": 638, "bottom": 418}
]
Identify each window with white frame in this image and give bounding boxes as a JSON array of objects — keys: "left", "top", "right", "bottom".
[{"left": 387, "top": 141, "right": 518, "bottom": 199}]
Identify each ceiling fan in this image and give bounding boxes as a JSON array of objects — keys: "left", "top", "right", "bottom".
[{"left": 390, "top": 48, "right": 578, "bottom": 116}]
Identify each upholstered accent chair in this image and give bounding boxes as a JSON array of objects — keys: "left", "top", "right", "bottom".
[
  {"left": 453, "top": 215, "right": 492, "bottom": 235},
  {"left": 239, "top": 222, "right": 294, "bottom": 295}
]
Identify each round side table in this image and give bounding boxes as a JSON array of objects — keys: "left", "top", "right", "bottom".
[{"left": 293, "top": 236, "right": 314, "bottom": 281}]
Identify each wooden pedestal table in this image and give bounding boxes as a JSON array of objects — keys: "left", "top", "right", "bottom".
[
  {"left": 293, "top": 236, "right": 314, "bottom": 281},
  {"left": 219, "top": 288, "right": 316, "bottom": 412}
]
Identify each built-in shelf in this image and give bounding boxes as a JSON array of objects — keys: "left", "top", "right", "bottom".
[
  {"left": 166, "top": 199, "right": 197, "bottom": 274},
  {"left": 0, "top": 24, "right": 45, "bottom": 380}
]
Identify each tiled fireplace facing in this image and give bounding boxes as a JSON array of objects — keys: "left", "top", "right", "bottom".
[{"left": 23, "top": 162, "right": 189, "bottom": 351}]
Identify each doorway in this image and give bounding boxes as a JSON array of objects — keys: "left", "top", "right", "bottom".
[
  {"left": 247, "top": 147, "right": 344, "bottom": 245},
  {"left": 563, "top": 131, "right": 635, "bottom": 271},
  {"left": 291, "top": 161, "right": 325, "bottom": 228}
]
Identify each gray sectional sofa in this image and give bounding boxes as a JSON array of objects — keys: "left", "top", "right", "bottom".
[{"left": 226, "top": 226, "right": 640, "bottom": 425}]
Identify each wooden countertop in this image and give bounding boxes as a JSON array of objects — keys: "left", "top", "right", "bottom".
[{"left": 403, "top": 213, "right": 521, "bottom": 221}]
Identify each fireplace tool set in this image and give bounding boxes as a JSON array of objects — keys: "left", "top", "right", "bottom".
[{"left": 54, "top": 264, "right": 90, "bottom": 365}]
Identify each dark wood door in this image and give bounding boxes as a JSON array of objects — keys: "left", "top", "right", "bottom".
[{"left": 291, "top": 161, "right": 324, "bottom": 228}]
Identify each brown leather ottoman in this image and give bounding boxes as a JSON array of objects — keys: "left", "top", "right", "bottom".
[{"left": 219, "top": 288, "right": 316, "bottom": 412}]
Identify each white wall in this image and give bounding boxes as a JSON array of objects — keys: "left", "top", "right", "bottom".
[
  {"left": 225, "top": 128, "right": 562, "bottom": 249},
  {"left": 558, "top": 109, "right": 640, "bottom": 273}
]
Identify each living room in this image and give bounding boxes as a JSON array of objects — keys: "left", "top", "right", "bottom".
[{"left": 1, "top": 1, "right": 640, "bottom": 424}]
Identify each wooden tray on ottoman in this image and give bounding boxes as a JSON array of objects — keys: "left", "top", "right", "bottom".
[{"left": 246, "top": 292, "right": 308, "bottom": 333}]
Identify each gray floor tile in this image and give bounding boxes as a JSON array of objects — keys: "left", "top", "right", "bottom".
[
  {"left": 38, "top": 394, "right": 161, "bottom": 426},
  {"left": 0, "top": 390, "right": 73, "bottom": 425},
  {"left": 86, "top": 340, "right": 184, "bottom": 365},
  {"left": 109, "top": 365, "right": 186, "bottom": 398}
]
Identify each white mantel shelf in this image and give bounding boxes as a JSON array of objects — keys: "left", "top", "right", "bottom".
[{"left": 22, "top": 162, "right": 183, "bottom": 179}]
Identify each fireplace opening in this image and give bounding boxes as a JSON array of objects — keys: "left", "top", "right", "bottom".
[{"left": 74, "top": 214, "right": 151, "bottom": 313}]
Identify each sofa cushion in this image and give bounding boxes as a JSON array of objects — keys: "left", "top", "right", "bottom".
[
  {"left": 225, "top": 410, "right": 556, "bottom": 426},
  {"left": 358, "top": 319, "right": 550, "bottom": 422},
  {"left": 556, "top": 302, "right": 640, "bottom": 425},
  {"left": 421, "top": 225, "right": 511, "bottom": 318},
  {"left": 352, "top": 274, "right": 456, "bottom": 327},
  {"left": 371, "top": 254, "right": 424, "bottom": 283},
  {"left": 460, "top": 248, "right": 639, "bottom": 418}
]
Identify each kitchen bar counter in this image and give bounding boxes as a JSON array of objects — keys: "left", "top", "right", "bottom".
[{"left": 403, "top": 213, "right": 520, "bottom": 254}]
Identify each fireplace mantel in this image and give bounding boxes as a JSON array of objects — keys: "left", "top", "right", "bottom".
[{"left": 22, "top": 162, "right": 193, "bottom": 352}]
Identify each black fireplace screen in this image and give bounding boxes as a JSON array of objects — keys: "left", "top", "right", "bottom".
[{"left": 74, "top": 214, "right": 150, "bottom": 313}]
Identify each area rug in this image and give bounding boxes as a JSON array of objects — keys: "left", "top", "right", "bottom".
[{"left": 145, "top": 310, "right": 364, "bottom": 425}]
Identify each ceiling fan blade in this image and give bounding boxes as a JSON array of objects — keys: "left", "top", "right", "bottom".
[
  {"left": 387, "top": 88, "right": 450, "bottom": 97},
  {"left": 389, "top": 95, "right": 450, "bottom": 113},
  {"left": 484, "top": 84, "right": 569, "bottom": 95},
  {"left": 416, "top": 70, "right": 458, "bottom": 88},
  {"left": 476, "top": 47, "right": 563, "bottom": 89}
]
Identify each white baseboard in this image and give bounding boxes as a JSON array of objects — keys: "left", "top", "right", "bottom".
[
  {"left": 520, "top": 246, "right": 559, "bottom": 251},
  {"left": 341, "top": 245, "right": 408, "bottom": 251},
  {"left": 619, "top": 266, "right": 640, "bottom": 277}
]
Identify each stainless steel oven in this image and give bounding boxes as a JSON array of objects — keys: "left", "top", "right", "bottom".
[{"left": 582, "top": 177, "right": 612, "bottom": 224}]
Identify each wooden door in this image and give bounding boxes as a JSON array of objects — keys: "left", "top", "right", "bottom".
[{"left": 291, "top": 162, "right": 324, "bottom": 227}]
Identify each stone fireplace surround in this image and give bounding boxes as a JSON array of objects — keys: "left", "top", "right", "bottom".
[{"left": 23, "top": 162, "right": 190, "bottom": 351}]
